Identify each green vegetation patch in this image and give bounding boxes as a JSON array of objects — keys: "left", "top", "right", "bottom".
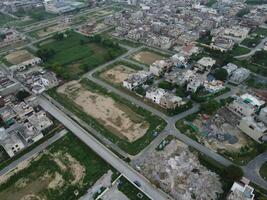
[
  {"left": 0, "top": 132, "right": 113, "bottom": 199},
  {"left": 241, "top": 35, "right": 263, "bottom": 48},
  {"left": 260, "top": 162, "right": 267, "bottom": 181},
  {"left": 47, "top": 79, "right": 166, "bottom": 155},
  {"left": 37, "top": 32, "right": 126, "bottom": 80},
  {"left": 14, "top": 7, "right": 55, "bottom": 21},
  {"left": 231, "top": 45, "right": 250, "bottom": 57},
  {"left": 0, "top": 13, "right": 15, "bottom": 26},
  {"left": 118, "top": 176, "right": 151, "bottom": 200}
]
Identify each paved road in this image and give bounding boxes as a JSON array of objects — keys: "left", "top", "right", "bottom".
[
  {"left": 38, "top": 96, "right": 172, "bottom": 200},
  {"left": 235, "top": 37, "right": 267, "bottom": 59},
  {"left": 243, "top": 151, "right": 267, "bottom": 189},
  {"left": 0, "top": 129, "right": 67, "bottom": 176}
]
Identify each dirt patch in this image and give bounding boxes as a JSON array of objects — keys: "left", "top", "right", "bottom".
[
  {"left": 36, "top": 25, "right": 69, "bottom": 38},
  {"left": 100, "top": 65, "right": 137, "bottom": 85},
  {"left": 48, "top": 172, "right": 64, "bottom": 189},
  {"left": 57, "top": 81, "right": 149, "bottom": 142},
  {"left": 15, "top": 178, "right": 30, "bottom": 189},
  {"left": 4, "top": 50, "right": 35, "bottom": 65},
  {"left": 65, "top": 153, "right": 85, "bottom": 185},
  {"left": 133, "top": 51, "right": 166, "bottom": 65}
]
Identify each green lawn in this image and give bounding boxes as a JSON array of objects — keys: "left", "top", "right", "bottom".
[
  {"left": 118, "top": 176, "right": 151, "bottom": 200},
  {"left": 260, "top": 162, "right": 267, "bottom": 181},
  {"left": 231, "top": 45, "right": 250, "bottom": 56},
  {"left": 0, "top": 13, "right": 15, "bottom": 26},
  {"left": 47, "top": 79, "right": 166, "bottom": 155},
  {"left": 38, "top": 31, "right": 125, "bottom": 80},
  {"left": 0, "top": 132, "right": 113, "bottom": 200},
  {"left": 246, "top": 0, "right": 267, "bottom": 5},
  {"left": 252, "top": 27, "right": 267, "bottom": 37},
  {"left": 241, "top": 35, "right": 263, "bottom": 48},
  {"left": 13, "top": 7, "right": 56, "bottom": 21}
]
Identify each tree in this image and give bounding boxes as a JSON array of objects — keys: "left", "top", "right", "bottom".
[
  {"left": 213, "top": 68, "right": 228, "bottom": 81},
  {"left": 200, "top": 99, "right": 220, "bottom": 114},
  {"left": 16, "top": 90, "right": 30, "bottom": 101},
  {"left": 53, "top": 33, "right": 64, "bottom": 41},
  {"left": 36, "top": 48, "right": 55, "bottom": 61},
  {"left": 224, "top": 165, "right": 243, "bottom": 182},
  {"left": 158, "top": 81, "right": 174, "bottom": 90}
]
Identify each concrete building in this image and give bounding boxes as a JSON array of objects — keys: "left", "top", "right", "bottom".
[
  {"left": 28, "top": 111, "right": 53, "bottom": 131},
  {"left": 19, "top": 123, "right": 43, "bottom": 144},
  {"left": 223, "top": 63, "right": 238, "bottom": 76},
  {"left": 146, "top": 88, "right": 166, "bottom": 104},
  {"left": 228, "top": 94, "right": 265, "bottom": 117},
  {"left": 227, "top": 178, "right": 255, "bottom": 200},
  {"left": 43, "top": 0, "right": 84, "bottom": 14},
  {"left": 0, "top": 72, "right": 20, "bottom": 96},
  {"left": 10, "top": 57, "right": 42, "bottom": 72},
  {"left": 259, "top": 107, "right": 267, "bottom": 125},
  {"left": 195, "top": 57, "right": 216, "bottom": 73},
  {"left": 149, "top": 60, "right": 172, "bottom": 76},
  {"left": 203, "top": 80, "right": 225, "bottom": 93},
  {"left": 160, "top": 93, "right": 184, "bottom": 110},
  {"left": 238, "top": 116, "right": 267, "bottom": 143},
  {"left": 187, "top": 78, "right": 203, "bottom": 93},
  {"left": 123, "top": 70, "right": 153, "bottom": 90},
  {"left": 0, "top": 127, "right": 25, "bottom": 157},
  {"left": 229, "top": 67, "right": 250, "bottom": 84}
]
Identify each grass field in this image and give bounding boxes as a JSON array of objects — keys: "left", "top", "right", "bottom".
[
  {"left": 0, "top": 13, "right": 15, "bottom": 26},
  {"left": 13, "top": 7, "right": 55, "bottom": 22},
  {"left": 118, "top": 176, "right": 151, "bottom": 200},
  {"left": 231, "top": 45, "right": 250, "bottom": 56},
  {"left": 241, "top": 35, "right": 263, "bottom": 48},
  {"left": 260, "top": 162, "right": 267, "bottom": 181},
  {"left": 0, "top": 132, "right": 113, "bottom": 200},
  {"left": 47, "top": 79, "right": 166, "bottom": 155},
  {"left": 38, "top": 31, "right": 125, "bottom": 80}
]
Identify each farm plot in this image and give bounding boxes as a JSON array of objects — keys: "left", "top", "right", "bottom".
[
  {"left": 57, "top": 81, "right": 149, "bottom": 142},
  {"left": 0, "top": 133, "right": 112, "bottom": 200}
]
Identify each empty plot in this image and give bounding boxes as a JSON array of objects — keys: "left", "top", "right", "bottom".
[
  {"left": 57, "top": 81, "right": 149, "bottom": 142},
  {"left": 4, "top": 50, "right": 34, "bottom": 65},
  {"left": 100, "top": 65, "right": 137, "bottom": 85},
  {"left": 132, "top": 51, "right": 166, "bottom": 65},
  {"left": 0, "top": 133, "right": 111, "bottom": 200}
]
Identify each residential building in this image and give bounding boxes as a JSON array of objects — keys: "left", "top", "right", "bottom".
[
  {"left": 203, "top": 80, "right": 225, "bottom": 93},
  {"left": 229, "top": 67, "right": 250, "bottom": 84},
  {"left": 0, "top": 72, "right": 20, "bottom": 96},
  {"left": 223, "top": 63, "right": 238, "bottom": 76},
  {"left": 228, "top": 94, "right": 265, "bottom": 117},
  {"left": 187, "top": 78, "right": 203, "bottom": 93},
  {"left": 238, "top": 116, "right": 267, "bottom": 143},
  {"left": 123, "top": 70, "right": 153, "bottom": 90},
  {"left": 12, "top": 102, "right": 34, "bottom": 120},
  {"left": 145, "top": 88, "right": 166, "bottom": 104},
  {"left": 19, "top": 123, "right": 43, "bottom": 144},
  {"left": 195, "top": 57, "right": 216, "bottom": 73},
  {"left": 259, "top": 107, "right": 267, "bottom": 125},
  {"left": 28, "top": 111, "right": 53, "bottom": 131},
  {"left": 149, "top": 60, "right": 172, "bottom": 76},
  {"left": 10, "top": 57, "right": 42, "bottom": 72},
  {"left": 160, "top": 93, "right": 185, "bottom": 109},
  {"left": 227, "top": 178, "right": 255, "bottom": 200},
  {"left": 0, "top": 127, "right": 25, "bottom": 157}
]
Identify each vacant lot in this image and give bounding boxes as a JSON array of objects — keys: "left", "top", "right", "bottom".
[
  {"left": 48, "top": 79, "right": 166, "bottom": 155},
  {"left": 176, "top": 108, "right": 261, "bottom": 165},
  {"left": 100, "top": 65, "right": 137, "bottom": 85},
  {"left": 4, "top": 50, "right": 34, "bottom": 65},
  {"left": 0, "top": 133, "right": 112, "bottom": 200},
  {"left": 39, "top": 32, "right": 125, "bottom": 80},
  {"left": 35, "top": 24, "right": 69, "bottom": 38},
  {"left": 132, "top": 51, "right": 166, "bottom": 65},
  {"left": 58, "top": 81, "right": 149, "bottom": 142}
]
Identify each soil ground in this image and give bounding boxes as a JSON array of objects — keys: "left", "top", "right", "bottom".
[
  {"left": 4, "top": 50, "right": 34, "bottom": 65},
  {"left": 0, "top": 133, "right": 111, "bottom": 200},
  {"left": 132, "top": 51, "right": 166, "bottom": 65},
  {"left": 57, "top": 81, "right": 149, "bottom": 142},
  {"left": 100, "top": 65, "right": 137, "bottom": 85}
]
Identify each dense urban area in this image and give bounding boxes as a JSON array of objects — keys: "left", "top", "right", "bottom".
[{"left": 0, "top": 0, "right": 267, "bottom": 199}]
